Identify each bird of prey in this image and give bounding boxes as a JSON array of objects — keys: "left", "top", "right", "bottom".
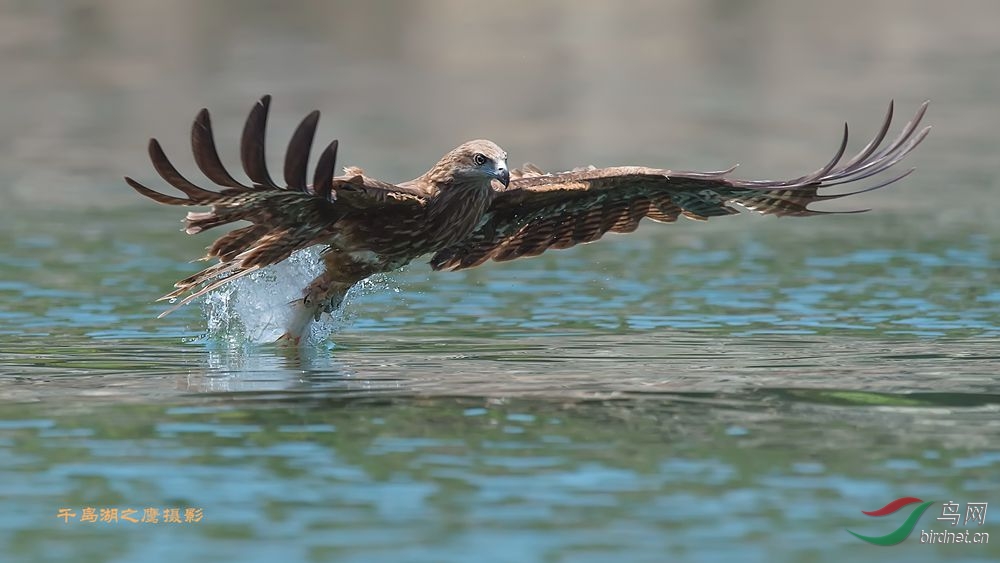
[{"left": 126, "top": 96, "right": 929, "bottom": 343}]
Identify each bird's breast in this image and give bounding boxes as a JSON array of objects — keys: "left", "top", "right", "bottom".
[
  {"left": 423, "top": 184, "right": 493, "bottom": 249},
  {"left": 332, "top": 183, "right": 492, "bottom": 261}
]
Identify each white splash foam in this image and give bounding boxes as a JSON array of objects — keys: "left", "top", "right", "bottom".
[
  {"left": 200, "top": 247, "right": 335, "bottom": 346},
  {"left": 197, "top": 247, "right": 399, "bottom": 347}
]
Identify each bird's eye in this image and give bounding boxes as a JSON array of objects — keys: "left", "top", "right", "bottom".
[{"left": 473, "top": 153, "right": 488, "bottom": 166}]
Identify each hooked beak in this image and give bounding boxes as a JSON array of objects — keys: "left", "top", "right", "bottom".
[{"left": 495, "top": 163, "right": 510, "bottom": 187}]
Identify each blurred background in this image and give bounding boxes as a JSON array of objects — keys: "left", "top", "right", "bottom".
[
  {"left": 1, "top": 1, "right": 999, "bottom": 563},
  {"left": 1, "top": 0, "right": 996, "bottom": 211}
]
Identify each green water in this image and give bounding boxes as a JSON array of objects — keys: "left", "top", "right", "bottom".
[
  {"left": 2, "top": 1, "right": 1000, "bottom": 562},
  {"left": 3, "top": 207, "right": 998, "bottom": 562}
]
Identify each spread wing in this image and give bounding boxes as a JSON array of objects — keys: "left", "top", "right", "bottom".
[
  {"left": 124, "top": 95, "right": 426, "bottom": 314},
  {"left": 430, "top": 101, "right": 929, "bottom": 271}
]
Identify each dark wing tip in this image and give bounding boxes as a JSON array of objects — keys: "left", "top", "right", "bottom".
[
  {"left": 125, "top": 176, "right": 190, "bottom": 206},
  {"left": 312, "top": 139, "right": 339, "bottom": 200},
  {"left": 731, "top": 100, "right": 929, "bottom": 193},
  {"left": 190, "top": 104, "right": 250, "bottom": 189},
  {"left": 194, "top": 108, "right": 210, "bottom": 126},
  {"left": 693, "top": 100, "right": 930, "bottom": 217},
  {"left": 284, "top": 110, "right": 321, "bottom": 192},
  {"left": 240, "top": 94, "right": 279, "bottom": 189}
]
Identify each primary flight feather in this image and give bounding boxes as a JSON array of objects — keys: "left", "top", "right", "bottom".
[{"left": 125, "top": 96, "right": 930, "bottom": 343}]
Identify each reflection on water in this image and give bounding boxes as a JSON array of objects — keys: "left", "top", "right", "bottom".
[{"left": 2, "top": 1, "right": 1000, "bottom": 562}]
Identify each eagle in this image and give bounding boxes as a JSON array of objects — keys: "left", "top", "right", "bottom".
[{"left": 126, "top": 96, "right": 929, "bottom": 343}]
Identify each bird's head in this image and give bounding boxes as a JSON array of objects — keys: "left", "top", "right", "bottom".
[{"left": 426, "top": 140, "right": 509, "bottom": 188}]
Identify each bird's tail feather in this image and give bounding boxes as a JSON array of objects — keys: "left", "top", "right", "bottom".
[
  {"left": 156, "top": 230, "right": 321, "bottom": 317},
  {"left": 278, "top": 281, "right": 350, "bottom": 345},
  {"left": 278, "top": 300, "right": 320, "bottom": 345},
  {"left": 207, "top": 225, "right": 270, "bottom": 262}
]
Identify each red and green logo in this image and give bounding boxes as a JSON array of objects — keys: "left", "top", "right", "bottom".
[{"left": 848, "top": 497, "right": 935, "bottom": 546}]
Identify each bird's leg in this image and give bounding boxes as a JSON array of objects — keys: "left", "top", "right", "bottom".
[
  {"left": 314, "top": 290, "right": 347, "bottom": 320},
  {"left": 278, "top": 275, "right": 351, "bottom": 345},
  {"left": 278, "top": 302, "right": 317, "bottom": 346}
]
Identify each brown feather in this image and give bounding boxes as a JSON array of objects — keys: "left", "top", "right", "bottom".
[
  {"left": 240, "top": 95, "right": 280, "bottom": 189},
  {"left": 430, "top": 101, "right": 930, "bottom": 271},
  {"left": 127, "top": 96, "right": 428, "bottom": 315},
  {"left": 207, "top": 225, "right": 269, "bottom": 261},
  {"left": 126, "top": 96, "right": 928, "bottom": 327},
  {"left": 191, "top": 108, "right": 251, "bottom": 189}
]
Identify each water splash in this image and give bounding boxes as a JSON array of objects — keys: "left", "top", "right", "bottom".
[{"left": 198, "top": 247, "right": 396, "bottom": 347}]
